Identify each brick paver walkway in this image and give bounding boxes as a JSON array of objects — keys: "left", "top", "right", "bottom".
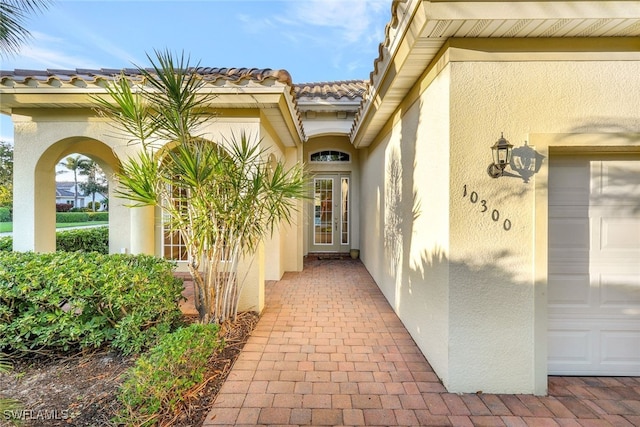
[{"left": 203, "top": 258, "right": 640, "bottom": 426}]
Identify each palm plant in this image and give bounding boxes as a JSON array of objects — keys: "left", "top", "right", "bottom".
[
  {"left": 79, "top": 160, "right": 107, "bottom": 211},
  {"left": 59, "top": 155, "right": 90, "bottom": 208},
  {"left": 94, "top": 50, "right": 306, "bottom": 324},
  {"left": 0, "top": 0, "right": 52, "bottom": 57}
]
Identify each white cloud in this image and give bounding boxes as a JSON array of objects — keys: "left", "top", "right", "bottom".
[
  {"left": 237, "top": 0, "right": 389, "bottom": 46},
  {"left": 3, "top": 31, "right": 139, "bottom": 71},
  {"left": 286, "top": 0, "right": 389, "bottom": 44}
]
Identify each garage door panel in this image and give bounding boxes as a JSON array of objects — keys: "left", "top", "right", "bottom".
[
  {"left": 599, "top": 274, "right": 640, "bottom": 307},
  {"left": 549, "top": 320, "right": 640, "bottom": 375},
  {"left": 601, "top": 330, "right": 640, "bottom": 368},
  {"left": 595, "top": 161, "right": 640, "bottom": 201},
  {"left": 548, "top": 274, "right": 590, "bottom": 306},
  {"left": 548, "top": 155, "right": 640, "bottom": 376},
  {"left": 549, "top": 217, "right": 589, "bottom": 249},
  {"left": 548, "top": 328, "right": 591, "bottom": 364},
  {"left": 599, "top": 217, "right": 640, "bottom": 251}
]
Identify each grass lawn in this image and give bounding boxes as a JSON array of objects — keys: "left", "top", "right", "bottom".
[{"left": 0, "top": 222, "right": 108, "bottom": 233}]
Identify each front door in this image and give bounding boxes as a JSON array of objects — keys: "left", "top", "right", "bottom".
[{"left": 310, "top": 174, "right": 350, "bottom": 253}]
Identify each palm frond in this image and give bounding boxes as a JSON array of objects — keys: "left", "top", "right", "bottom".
[{"left": 0, "top": 0, "right": 52, "bottom": 57}]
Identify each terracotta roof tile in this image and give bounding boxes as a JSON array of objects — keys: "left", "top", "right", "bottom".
[
  {"left": 0, "top": 67, "right": 293, "bottom": 86},
  {"left": 1, "top": 67, "right": 305, "bottom": 141},
  {"left": 294, "top": 80, "right": 368, "bottom": 100}
]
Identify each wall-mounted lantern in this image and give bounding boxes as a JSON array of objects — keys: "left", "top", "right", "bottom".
[{"left": 487, "top": 133, "right": 513, "bottom": 178}]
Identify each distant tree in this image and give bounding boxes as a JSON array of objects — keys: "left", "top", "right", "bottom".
[
  {"left": 59, "top": 155, "right": 90, "bottom": 208},
  {"left": 0, "top": 0, "right": 53, "bottom": 57},
  {"left": 79, "top": 160, "right": 107, "bottom": 211},
  {"left": 0, "top": 141, "right": 12, "bottom": 207}
]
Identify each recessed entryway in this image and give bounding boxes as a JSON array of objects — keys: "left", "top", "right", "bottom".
[
  {"left": 548, "top": 154, "right": 640, "bottom": 376},
  {"left": 310, "top": 174, "right": 351, "bottom": 253}
]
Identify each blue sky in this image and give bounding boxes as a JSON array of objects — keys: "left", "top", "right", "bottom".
[{"left": 0, "top": 0, "right": 392, "bottom": 143}]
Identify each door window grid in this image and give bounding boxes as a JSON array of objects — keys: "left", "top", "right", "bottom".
[
  {"left": 314, "top": 178, "right": 333, "bottom": 245},
  {"left": 163, "top": 185, "right": 188, "bottom": 261},
  {"left": 341, "top": 177, "right": 349, "bottom": 245}
]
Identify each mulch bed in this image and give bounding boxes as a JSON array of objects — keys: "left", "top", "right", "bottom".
[{"left": 0, "top": 312, "right": 259, "bottom": 427}]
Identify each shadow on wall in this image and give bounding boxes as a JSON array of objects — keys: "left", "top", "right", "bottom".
[
  {"left": 558, "top": 122, "right": 640, "bottom": 213},
  {"left": 491, "top": 141, "right": 545, "bottom": 184},
  {"left": 384, "top": 148, "right": 422, "bottom": 279},
  {"left": 382, "top": 96, "right": 423, "bottom": 310},
  {"left": 405, "top": 245, "right": 535, "bottom": 392},
  {"left": 567, "top": 120, "right": 640, "bottom": 143}
]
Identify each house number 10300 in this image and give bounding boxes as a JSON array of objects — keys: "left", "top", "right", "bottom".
[{"left": 462, "top": 185, "right": 512, "bottom": 231}]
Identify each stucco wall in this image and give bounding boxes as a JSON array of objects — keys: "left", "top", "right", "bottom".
[
  {"left": 448, "top": 59, "right": 640, "bottom": 393},
  {"left": 359, "top": 56, "right": 640, "bottom": 394},
  {"left": 359, "top": 66, "right": 452, "bottom": 386},
  {"left": 12, "top": 112, "right": 133, "bottom": 254}
]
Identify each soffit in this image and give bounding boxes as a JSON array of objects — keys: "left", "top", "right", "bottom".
[
  {"left": 0, "top": 67, "right": 305, "bottom": 146},
  {"left": 351, "top": 0, "right": 640, "bottom": 148}
]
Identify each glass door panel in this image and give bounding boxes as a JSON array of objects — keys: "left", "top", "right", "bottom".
[
  {"left": 314, "top": 177, "right": 333, "bottom": 245},
  {"left": 310, "top": 175, "right": 350, "bottom": 252}
]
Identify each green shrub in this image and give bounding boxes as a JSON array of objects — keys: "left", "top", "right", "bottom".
[
  {"left": 117, "top": 324, "right": 222, "bottom": 426},
  {"left": 56, "top": 212, "right": 89, "bottom": 223},
  {"left": 0, "top": 236, "right": 10, "bottom": 252},
  {"left": 0, "top": 252, "right": 185, "bottom": 355},
  {"left": 0, "top": 227, "right": 110, "bottom": 253},
  {"left": 56, "top": 227, "right": 109, "bottom": 254},
  {"left": 87, "top": 201, "right": 103, "bottom": 212},
  {"left": 88, "top": 212, "right": 108, "bottom": 222},
  {"left": 0, "top": 207, "right": 10, "bottom": 222}
]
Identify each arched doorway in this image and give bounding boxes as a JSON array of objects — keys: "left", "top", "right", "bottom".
[
  {"left": 15, "top": 136, "right": 124, "bottom": 253},
  {"left": 304, "top": 136, "right": 360, "bottom": 255}
]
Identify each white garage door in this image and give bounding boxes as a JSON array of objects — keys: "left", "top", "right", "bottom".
[{"left": 548, "top": 155, "right": 640, "bottom": 376}]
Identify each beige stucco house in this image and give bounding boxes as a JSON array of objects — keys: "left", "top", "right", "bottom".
[{"left": 1, "top": 0, "right": 639, "bottom": 395}]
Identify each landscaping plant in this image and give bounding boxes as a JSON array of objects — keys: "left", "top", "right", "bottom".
[
  {"left": 0, "top": 252, "right": 184, "bottom": 355},
  {"left": 0, "top": 226, "right": 109, "bottom": 253},
  {"left": 56, "top": 226, "right": 109, "bottom": 253},
  {"left": 94, "top": 50, "right": 306, "bottom": 324},
  {"left": 117, "top": 323, "right": 223, "bottom": 426}
]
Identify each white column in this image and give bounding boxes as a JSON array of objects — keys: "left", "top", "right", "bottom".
[{"left": 129, "top": 205, "right": 155, "bottom": 255}]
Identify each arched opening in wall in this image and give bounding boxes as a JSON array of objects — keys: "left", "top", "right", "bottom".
[
  {"left": 33, "top": 137, "right": 120, "bottom": 253},
  {"left": 57, "top": 154, "right": 108, "bottom": 212},
  {"left": 56, "top": 153, "right": 109, "bottom": 250}
]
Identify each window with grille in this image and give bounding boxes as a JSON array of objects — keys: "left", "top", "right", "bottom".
[{"left": 310, "top": 150, "right": 350, "bottom": 162}]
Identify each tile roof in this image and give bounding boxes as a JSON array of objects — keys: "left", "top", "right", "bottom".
[
  {"left": 0, "top": 67, "right": 294, "bottom": 86},
  {"left": 0, "top": 68, "right": 367, "bottom": 102},
  {"left": 1, "top": 67, "right": 306, "bottom": 142},
  {"left": 294, "top": 80, "right": 367, "bottom": 100}
]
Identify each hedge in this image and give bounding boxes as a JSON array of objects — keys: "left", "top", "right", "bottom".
[
  {"left": 56, "top": 212, "right": 90, "bottom": 223},
  {"left": 0, "top": 227, "right": 109, "bottom": 254},
  {"left": 56, "top": 227, "right": 109, "bottom": 253},
  {"left": 0, "top": 252, "right": 185, "bottom": 355},
  {"left": 88, "top": 212, "right": 108, "bottom": 221},
  {"left": 0, "top": 207, "right": 10, "bottom": 222}
]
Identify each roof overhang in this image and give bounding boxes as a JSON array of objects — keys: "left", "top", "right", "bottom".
[
  {"left": 350, "top": 0, "right": 640, "bottom": 148},
  {"left": 0, "top": 69, "right": 306, "bottom": 147}
]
